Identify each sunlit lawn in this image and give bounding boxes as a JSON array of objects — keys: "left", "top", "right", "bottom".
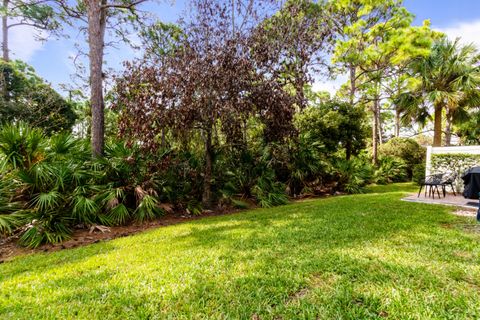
[{"left": 1, "top": 183, "right": 479, "bottom": 319}]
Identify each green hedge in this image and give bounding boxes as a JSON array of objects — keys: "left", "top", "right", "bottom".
[{"left": 431, "top": 153, "right": 480, "bottom": 191}]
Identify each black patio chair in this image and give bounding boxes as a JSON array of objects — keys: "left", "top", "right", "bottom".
[
  {"left": 417, "top": 173, "right": 443, "bottom": 199},
  {"left": 440, "top": 172, "right": 457, "bottom": 197}
]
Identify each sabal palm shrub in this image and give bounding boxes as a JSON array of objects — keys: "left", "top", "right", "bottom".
[
  {"left": 93, "top": 141, "right": 166, "bottom": 224},
  {"left": 251, "top": 169, "right": 289, "bottom": 208},
  {"left": 216, "top": 148, "right": 257, "bottom": 207},
  {"left": 374, "top": 156, "right": 408, "bottom": 184},
  {"left": 0, "top": 125, "right": 107, "bottom": 247},
  {"left": 216, "top": 146, "right": 289, "bottom": 208},
  {"left": 331, "top": 157, "right": 373, "bottom": 194},
  {"left": 0, "top": 122, "right": 45, "bottom": 170},
  {"left": 283, "top": 135, "right": 329, "bottom": 197},
  {"left": 0, "top": 123, "right": 169, "bottom": 247},
  {"left": 0, "top": 176, "right": 23, "bottom": 235}
]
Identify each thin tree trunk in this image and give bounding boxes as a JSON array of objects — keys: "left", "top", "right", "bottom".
[
  {"left": 202, "top": 127, "right": 213, "bottom": 208},
  {"left": 296, "top": 68, "right": 306, "bottom": 109},
  {"left": 349, "top": 64, "right": 356, "bottom": 105},
  {"left": 394, "top": 81, "right": 401, "bottom": 137},
  {"left": 231, "top": 0, "right": 235, "bottom": 36},
  {"left": 1, "top": 0, "right": 8, "bottom": 100},
  {"left": 242, "top": 117, "right": 247, "bottom": 147},
  {"left": 2, "top": 0, "right": 8, "bottom": 61},
  {"left": 377, "top": 106, "right": 383, "bottom": 145},
  {"left": 372, "top": 99, "right": 379, "bottom": 166},
  {"left": 87, "top": 0, "right": 106, "bottom": 157},
  {"left": 394, "top": 109, "right": 400, "bottom": 137},
  {"left": 345, "top": 140, "right": 352, "bottom": 160},
  {"left": 376, "top": 79, "right": 383, "bottom": 145},
  {"left": 433, "top": 104, "right": 443, "bottom": 147}
]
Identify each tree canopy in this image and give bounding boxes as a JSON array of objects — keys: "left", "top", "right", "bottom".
[{"left": 0, "top": 60, "right": 76, "bottom": 134}]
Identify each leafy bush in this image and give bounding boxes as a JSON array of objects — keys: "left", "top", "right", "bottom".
[
  {"left": 0, "top": 122, "right": 45, "bottom": 169},
  {"left": 331, "top": 158, "right": 373, "bottom": 194},
  {"left": 295, "top": 99, "right": 368, "bottom": 160},
  {"left": 412, "top": 163, "right": 426, "bottom": 185},
  {"left": 374, "top": 156, "right": 408, "bottom": 184},
  {"left": 0, "top": 176, "right": 23, "bottom": 235},
  {"left": 0, "top": 60, "right": 77, "bottom": 134},
  {"left": 5, "top": 132, "right": 108, "bottom": 247},
  {"left": 0, "top": 123, "right": 168, "bottom": 247},
  {"left": 252, "top": 170, "right": 289, "bottom": 208},
  {"left": 378, "top": 138, "right": 425, "bottom": 179},
  {"left": 93, "top": 141, "right": 166, "bottom": 224},
  {"left": 265, "top": 138, "right": 328, "bottom": 197},
  {"left": 218, "top": 147, "right": 289, "bottom": 208}
]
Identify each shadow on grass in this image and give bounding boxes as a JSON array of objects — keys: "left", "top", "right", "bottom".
[
  {"left": 170, "top": 191, "right": 454, "bottom": 252},
  {"left": 0, "top": 241, "right": 118, "bottom": 282}
]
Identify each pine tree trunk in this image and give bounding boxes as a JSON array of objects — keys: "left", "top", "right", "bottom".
[
  {"left": 372, "top": 99, "right": 379, "bottom": 166},
  {"left": 87, "top": 0, "right": 106, "bottom": 157},
  {"left": 377, "top": 106, "right": 383, "bottom": 145},
  {"left": 349, "top": 64, "right": 356, "bottom": 105},
  {"left": 394, "top": 82, "right": 401, "bottom": 137},
  {"left": 202, "top": 127, "right": 213, "bottom": 208},
  {"left": 394, "top": 108, "right": 400, "bottom": 137},
  {"left": 2, "top": 0, "right": 8, "bottom": 61},
  {"left": 433, "top": 104, "right": 443, "bottom": 147}
]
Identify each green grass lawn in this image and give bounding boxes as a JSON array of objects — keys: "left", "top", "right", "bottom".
[{"left": 1, "top": 183, "right": 480, "bottom": 319}]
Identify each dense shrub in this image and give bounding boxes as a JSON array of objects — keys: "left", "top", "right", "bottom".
[
  {"left": 374, "top": 156, "right": 408, "bottom": 184},
  {"left": 331, "top": 157, "right": 373, "bottom": 194},
  {"left": 0, "top": 123, "right": 169, "bottom": 247},
  {"left": 252, "top": 170, "right": 289, "bottom": 208},
  {"left": 295, "top": 99, "right": 368, "bottom": 160},
  {"left": 216, "top": 146, "right": 291, "bottom": 208},
  {"left": 378, "top": 138, "right": 425, "bottom": 178},
  {"left": 412, "top": 163, "right": 426, "bottom": 185},
  {"left": 0, "top": 60, "right": 76, "bottom": 134}
]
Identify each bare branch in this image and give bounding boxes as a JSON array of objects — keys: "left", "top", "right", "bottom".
[{"left": 102, "top": 0, "right": 148, "bottom": 9}]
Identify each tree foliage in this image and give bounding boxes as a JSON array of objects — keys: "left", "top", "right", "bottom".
[
  {"left": 1, "top": 0, "right": 61, "bottom": 60},
  {"left": 295, "top": 96, "right": 368, "bottom": 160},
  {"left": 113, "top": 0, "right": 333, "bottom": 206},
  {"left": 0, "top": 60, "right": 76, "bottom": 134},
  {"left": 398, "top": 38, "right": 480, "bottom": 146}
]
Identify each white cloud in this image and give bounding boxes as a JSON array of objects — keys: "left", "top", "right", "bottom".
[
  {"left": 9, "top": 24, "right": 47, "bottom": 61},
  {"left": 436, "top": 20, "right": 480, "bottom": 48},
  {"left": 312, "top": 73, "right": 348, "bottom": 95}
]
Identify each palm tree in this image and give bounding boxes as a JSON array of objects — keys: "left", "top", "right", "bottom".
[{"left": 399, "top": 38, "right": 480, "bottom": 146}]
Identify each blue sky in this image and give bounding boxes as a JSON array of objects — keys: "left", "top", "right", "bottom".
[{"left": 9, "top": 0, "right": 480, "bottom": 95}]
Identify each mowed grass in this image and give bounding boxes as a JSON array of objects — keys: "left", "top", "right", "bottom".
[{"left": 1, "top": 183, "right": 480, "bottom": 319}]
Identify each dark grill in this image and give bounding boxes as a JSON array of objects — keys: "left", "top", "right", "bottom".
[{"left": 462, "top": 167, "right": 480, "bottom": 199}]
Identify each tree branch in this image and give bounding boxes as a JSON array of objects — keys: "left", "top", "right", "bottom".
[{"left": 102, "top": 0, "right": 148, "bottom": 9}]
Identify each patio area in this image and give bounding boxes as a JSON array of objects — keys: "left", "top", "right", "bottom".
[{"left": 403, "top": 192, "right": 478, "bottom": 210}]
